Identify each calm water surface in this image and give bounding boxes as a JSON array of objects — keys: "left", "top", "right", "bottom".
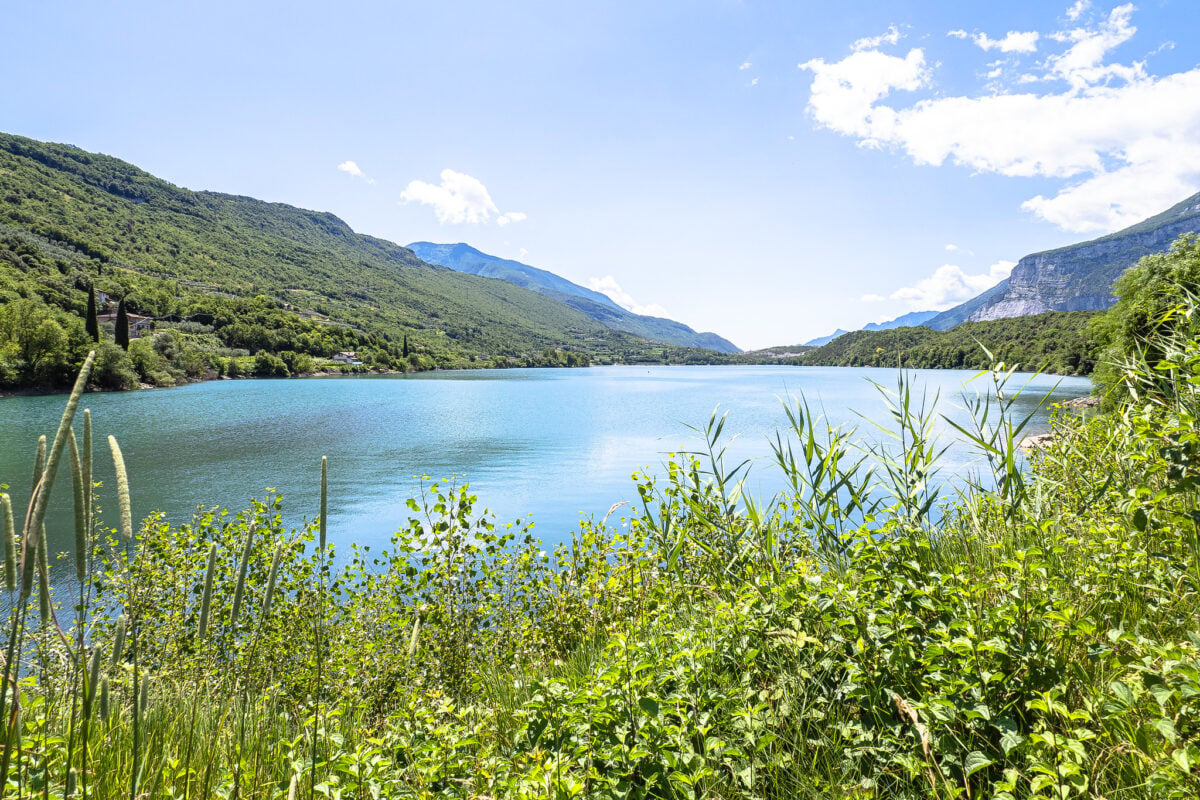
[{"left": 1, "top": 366, "right": 1089, "bottom": 571}]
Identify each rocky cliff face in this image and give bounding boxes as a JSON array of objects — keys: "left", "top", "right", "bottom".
[
  {"left": 970, "top": 252, "right": 1117, "bottom": 321},
  {"left": 931, "top": 193, "right": 1200, "bottom": 327}
]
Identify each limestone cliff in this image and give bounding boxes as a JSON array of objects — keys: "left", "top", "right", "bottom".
[{"left": 928, "top": 192, "right": 1200, "bottom": 329}]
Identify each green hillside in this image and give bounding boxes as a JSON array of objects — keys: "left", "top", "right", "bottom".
[
  {"left": 408, "top": 242, "right": 740, "bottom": 352},
  {"left": 0, "top": 132, "right": 689, "bottom": 388},
  {"left": 798, "top": 310, "right": 1099, "bottom": 375}
]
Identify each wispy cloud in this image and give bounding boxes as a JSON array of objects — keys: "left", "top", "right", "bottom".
[
  {"left": 800, "top": 4, "right": 1200, "bottom": 233},
  {"left": 587, "top": 275, "right": 669, "bottom": 317},
  {"left": 852, "top": 25, "right": 902, "bottom": 52},
  {"left": 739, "top": 61, "right": 752, "bottom": 70},
  {"left": 400, "top": 169, "right": 525, "bottom": 225},
  {"left": 337, "top": 160, "right": 375, "bottom": 184},
  {"left": 863, "top": 261, "right": 1016, "bottom": 310},
  {"left": 1066, "top": 0, "right": 1091, "bottom": 22},
  {"left": 948, "top": 28, "right": 1040, "bottom": 54}
]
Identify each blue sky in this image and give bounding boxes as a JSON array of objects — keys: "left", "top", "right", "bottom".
[{"left": 5, "top": 1, "right": 1200, "bottom": 349}]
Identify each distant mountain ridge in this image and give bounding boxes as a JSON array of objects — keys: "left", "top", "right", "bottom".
[
  {"left": 864, "top": 309, "right": 938, "bottom": 331},
  {"left": 927, "top": 191, "right": 1200, "bottom": 329},
  {"left": 408, "top": 242, "right": 740, "bottom": 353},
  {"left": 803, "top": 309, "right": 938, "bottom": 347}
]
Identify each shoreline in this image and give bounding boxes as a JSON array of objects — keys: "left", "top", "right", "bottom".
[{"left": 0, "top": 359, "right": 1097, "bottom": 399}]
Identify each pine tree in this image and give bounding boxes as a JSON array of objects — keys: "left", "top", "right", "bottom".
[
  {"left": 115, "top": 298, "right": 130, "bottom": 350},
  {"left": 403, "top": 334, "right": 410, "bottom": 358},
  {"left": 85, "top": 286, "right": 99, "bottom": 342}
]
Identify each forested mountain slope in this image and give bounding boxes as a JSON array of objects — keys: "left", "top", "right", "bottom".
[
  {"left": 408, "top": 242, "right": 739, "bottom": 352},
  {"left": 0, "top": 132, "right": 678, "bottom": 366}
]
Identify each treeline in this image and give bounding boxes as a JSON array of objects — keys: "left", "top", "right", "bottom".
[
  {"left": 796, "top": 310, "right": 1100, "bottom": 375},
  {"left": 0, "top": 229, "right": 468, "bottom": 391}
]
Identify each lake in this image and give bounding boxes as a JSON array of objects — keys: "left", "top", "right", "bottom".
[{"left": 1, "top": 365, "right": 1090, "bottom": 574}]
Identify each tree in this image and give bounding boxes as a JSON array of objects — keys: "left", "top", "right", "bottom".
[
  {"left": 85, "top": 285, "right": 99, "bottom": 342},
  {"left": 115, "top": 297, "right": 130, "bottom": 350},
  {"left": 1090, "top": 233, "right": 1200, "bottom": 404},
  {"left": 0, "top": 299, "right": 69, "bottom": 384},
  {"left": 403, "top": 333, "right": 410, "bottom": 358}
]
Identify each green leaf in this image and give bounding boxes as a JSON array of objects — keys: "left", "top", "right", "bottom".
[
  {"left": 638, "top": 697, "right": 660, "bottom": 718},
  {"left": 993, "top": 718, "right": 1025, "bottom": 756},
  {"left": 1153, "top": 718, "right": 1178, "bottom": 745},
  {"left": 963, "top": 750, "right": 995, "bottom": 778},
  {"left": 1109, "top": 680, "right": 1134, "bottom": 708}
]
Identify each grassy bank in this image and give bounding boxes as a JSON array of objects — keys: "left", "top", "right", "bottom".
[{"left": 4, "top": 243, "right": 1200, "bottom": 798}]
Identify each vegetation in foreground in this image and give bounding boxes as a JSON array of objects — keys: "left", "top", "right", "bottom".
[{"left": 2, "top": 236, "right": 1200, "bottom": 798}]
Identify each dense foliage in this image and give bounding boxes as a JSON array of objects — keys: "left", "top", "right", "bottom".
[
  {"left": 1089, "top": 234, "right": 1200, "bottom": 406},
  {"left": 1, "top": 236, "right": 1200, "bottom": 798},
  {"left": 797, "top": 311, "right": 1099, "bottom": 375}
]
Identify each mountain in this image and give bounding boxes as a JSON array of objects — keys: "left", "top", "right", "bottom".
[
  {"left": 804, "top": 329, "right": 849, "bottom": 347},
  {"left": 803, "top": 310, "right": 939, "bottom": 347},
  {"left": 0, "top": 132, "right": 726, "bottom": 368},
  {"left": 863, "top": 309, "right": 939, "bottom": 331},
  {"left": 406, "top": 242, "right": 623, "bottom": 311},
  {"left": 927, "top": 192, "right": 1200, "bottom": 329},
  {"left": 408, "top": 242, "right": 740, "bottom": 353}
]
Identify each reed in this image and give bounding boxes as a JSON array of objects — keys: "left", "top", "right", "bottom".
[
  {"left": 108, "top": 435, "right": 133, "bottom": 542},
  {"left": 2, "top": 494, "right": 14, "bottom": 593},
  {"left": 229, "top": 524, "right": 255, "bottom": 630},
  {"left": 111, "top": 614, "right": 127, "bottom": 666},
  {"left": 197, "top": 543, "right": 218, "bottom": 642},
  {"left": 82, "top": 409, "right": 92, "bottom": 535},
  {"left": 69, "top": 428, "right": 87, "bottom": 582}
]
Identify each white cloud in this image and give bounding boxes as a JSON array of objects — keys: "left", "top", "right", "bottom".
[
  {"left": 587, "top": 275, "right": 670, "bottom": 318},
  {"left": 496, "top": 211, "right": 527, "bottom": 227},
  {"left": 739, "top": 61, "right": 752, "bottom": 70},
  {"left": 751, "top": 77, "right": 759, "bottom": 86},
  {"left": 799, "top": 48, "right": 929, "bottom": 140},
  {"left": 1046, "top": 3, "right": 1141, "bottom": 89},
  {"left": 852, "top": 25, "right": 902, "bottom": 52},
  {"left": 952, "top": 30, "right": 1040, "bottom": 54},
  {"left": 337, "top": 160, "right": 375, "bottom": 184},
  {"left": 863, "top": 260, "right": 1016, "bottom": 310},
  {"left": 801, "top": 5, "right": 1200, "bottom": 233},
  {"left": 400, "top": 169, "right": 523, "bottom": 225},
  {"left": 518, "top": 247, "right": 529, "bottom": 260},
  {"left": 1066, "top": 1, "right": 1091, "bottom": 22}
]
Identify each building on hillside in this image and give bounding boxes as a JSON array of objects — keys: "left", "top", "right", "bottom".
[
  {"left": 97, "top": 311, "right": 155, "bottom": 338},
  {"left": 332, "top": 351, "right": 362, "bottom": 365}
]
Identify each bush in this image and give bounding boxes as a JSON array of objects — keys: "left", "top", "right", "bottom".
[
  {"left": 90, "top": 340, "right": 138, "bottom": 389},
  {"left": 252, "top": 350, "right": 289, "bottom": 376}
]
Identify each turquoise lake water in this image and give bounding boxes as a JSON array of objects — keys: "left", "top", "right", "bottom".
[{"left": 0, "top": 365, "right": 1090, "bottom": 574}]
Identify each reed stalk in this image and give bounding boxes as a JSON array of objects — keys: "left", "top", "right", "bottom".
[
  {"left": 2, "top": 494, "right": 14, "bottom": 593},
  {"left": 108, "top": 436, "right": 133, "bottom": 542},
  {"left": 229, "top": 524, "right": 256, "bottom": 631}
]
